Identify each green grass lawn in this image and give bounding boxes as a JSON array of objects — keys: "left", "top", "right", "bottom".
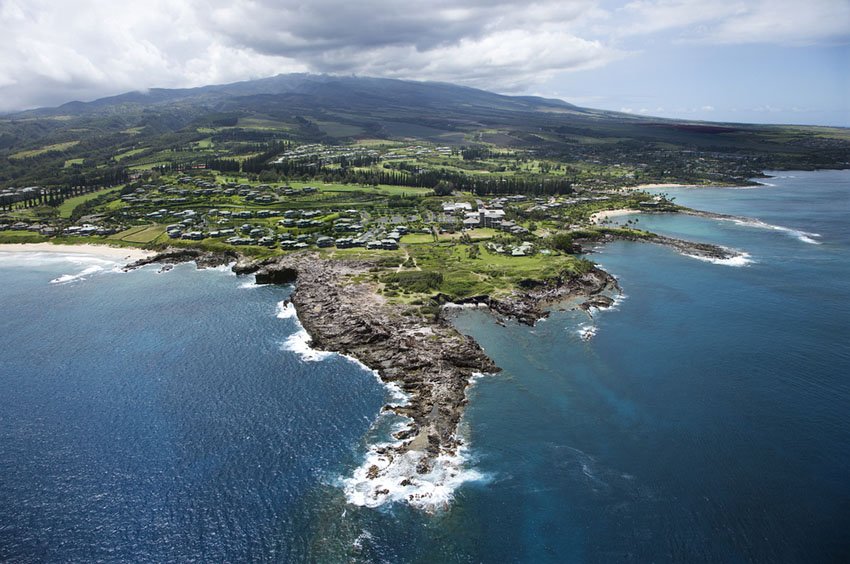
[
  {"left": 112, "top": 224, "right": 166, "bottom": 244},
  {"left": 58, "top": 187, "right": 123, "bottom": 218},
  {"left": 10, "top": 141, "right": 80, "bottom": 159},
  {"left": 114, "top": 148, "right": 148, "bottom": 161}
]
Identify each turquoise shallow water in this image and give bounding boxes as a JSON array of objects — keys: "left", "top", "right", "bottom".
[{"left": 0, "top": 170, "right": 848, "bottom": 562}]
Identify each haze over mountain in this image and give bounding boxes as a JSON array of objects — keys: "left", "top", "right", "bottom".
[
  {"left": 2, "top": 1, "right": 847, "bottom": 125},
  {"left": 1, "top": 73, "right": 847, "bottom": 191}
]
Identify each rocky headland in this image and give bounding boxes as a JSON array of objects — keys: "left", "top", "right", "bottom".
[{"left": 126, "top": 248, "right": 618, "bottom": 493}]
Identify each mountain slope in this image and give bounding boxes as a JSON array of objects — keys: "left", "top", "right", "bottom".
[{"left": 1, "top": 74, "right": 847, "bottom": 188}]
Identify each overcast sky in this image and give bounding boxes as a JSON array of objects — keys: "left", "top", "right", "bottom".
[{"left": 1, "top": 0, "right": 848, "bottom": 125}]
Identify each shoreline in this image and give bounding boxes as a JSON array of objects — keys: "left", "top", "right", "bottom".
[
  {"left": 590, "top": 208, "right": 641, "bottom": 224},
  {"left": 0, "top": 242, "right": 155, "bottom": 262},
  {"left": 627, "top": 182, "right": 704, "bottom": 190}
]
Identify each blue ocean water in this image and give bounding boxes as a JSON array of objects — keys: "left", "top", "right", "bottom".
[{"left": 1, "top": 170, "right": 848, "bottom": 562}]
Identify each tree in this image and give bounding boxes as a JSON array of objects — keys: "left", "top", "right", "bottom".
[
  {"left": 433, "top": 180, "right": 454, "bottom": 196},
  {"left": 549, "top": 233, "right": 576, "bottom": 254}
]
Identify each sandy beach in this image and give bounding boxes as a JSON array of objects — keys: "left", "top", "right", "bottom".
[
  {"left": 0, "top": 243, "right": 155, "bottom": 262},
  {"left": 590, "top": 208, "right": 642, "bottom": 224},
  {"left": 625, "top": 182, "right": 704, "bottom": 191}
]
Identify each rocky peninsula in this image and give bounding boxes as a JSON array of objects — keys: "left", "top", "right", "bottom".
[
  {"left": 127, "top": 248, "right": 618, "bottom": 503},
  {"left": 123, "top": 225, "right": 737, "bottom": 506}
]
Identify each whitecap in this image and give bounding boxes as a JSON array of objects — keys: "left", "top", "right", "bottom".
[
  {"left": 721, "top": 217, "right": 822, "bottom": 245},
  {"left": 49, "top": 264, "right": 108, "bottom": 284},
  {"left": 203, "top": 262, "right": 238, "bottom": 274},
  {"left": 341, "top": 440, "right": 488, "bottom": 511},
  {"left": 611, "top": 292, "right": 628, "bottom": 309},
  {"left": 275, "top": 300, "right": 298, "bottom": 319},
  {"left": 684, "top": 251, "right": 753, "bottom": 267},
  {"left": 576, "top": 323, "right": 597, "bottom": 341},
  {"left": 281, "top": 328, "right": 333, "bottom": 362},
  {"left": 239, "top": 280, "right": 260, "bottom": 289}
]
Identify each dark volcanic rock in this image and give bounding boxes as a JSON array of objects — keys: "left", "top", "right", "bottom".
[
  {"left": 255, "top": 266, "right": 298, "bottom": 285},
  {"left": 486, "top": 266, "right": 620, "bottom": 325},
  {"left": 123, "top": 247, "right": 238, "bottom": 270},
  {"left": 255, "top": 253, "right": 499, "bottom": 466}
]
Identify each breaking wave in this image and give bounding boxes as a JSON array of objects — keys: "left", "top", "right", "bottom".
[
  {"left": 281, "top": 328, "right": 333, "bottom": 362},
  {"left": 342, "top": 372, "right": 489, "bottom": 511},
  {"left": 275, "top": 300, "right": 298, "bottom": 319},
  {"left": 722, "top": 217, "right": 822, "bottom": 245},
  {"left": 50, "top": 264, "right": 107, "bottom": 284},
  {"left": 576, "top": 323, "right": 597, "bottom": 341},
  {"left": 341, "top": 438, "right": 487, "bottom": 511},
  {"left": 0, "top": 251, "right": 125, "bottom": 285},
  {"left": 684, "top": 251, "right": 753, "bottom": 267}
]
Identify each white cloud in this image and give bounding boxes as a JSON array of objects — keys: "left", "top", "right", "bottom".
[
  {"left": 0, "top": 0, "right": 620, "bottom": 110},
  {"left": 616, "top": 0, "right": 850, "bottom": 45},
  {"left": 0, "top": 0, "right": 845, "bottom": 112}
]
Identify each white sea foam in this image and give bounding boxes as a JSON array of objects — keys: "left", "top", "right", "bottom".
[
  {"left": 17, "top": 253, "right": 123, "bottom": 285},
  {"left": 275, "top": 300, "right": 298, "bottom": 319},
  {"left": 684, "top": 251, "right": 753, "bottom": 267},
  {"left": 239, "top": 280, "right": 260, "bottom": 289},
  {"left": 577, "top": 323, "right": 598, "bottom": 341},
  {"left": 203, "top": 262, "right": 238, "bottom": 274},
  {"left": 352, "top": 530, "right": 373, "bottom": 551},
  {"left": 281, "top": 328, "right": 332, "bottom": 362},
  {"left": 49, "top": 264, "right": 107, "bottom": 284},
  {"left": 342, "top": 371, "right": 490, "bottom": 511},
  {"left": 721, "top": 217, "right": 822, "bottom": 245},
  {"left": 611, "top": 292, "right": 628, "bottom": 309},
  {"left": 341, "top": 439, "right": 487, "bottom": 511}
]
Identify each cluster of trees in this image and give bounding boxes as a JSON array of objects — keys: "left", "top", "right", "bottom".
[
  {"left": 241, "top": 142, "right": 291, "bottom": 174},
  {"left": 205, "top": 157, "right": 240, "bottom": 172},
  {"left": 460, "top": 146, "right": 494, "bottom": 161}
]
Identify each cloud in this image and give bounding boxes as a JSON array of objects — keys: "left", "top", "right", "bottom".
[
  {"left": 616, "top": 0, "right": 850, "bottom": 45},
  {"left": 203, "top": 0, "right": 622, "bottom": 90},
  {"left": 0, "top": 0, "right": 845, "bottom": 112},
  {"left": 0, "top": 0, "right": 620, "bottom": 111}
]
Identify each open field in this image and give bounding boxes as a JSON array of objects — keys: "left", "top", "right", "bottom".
[
  {"left": 111, "top": 224, "right": 166, "bottom": 244},
  {"left": 10, "top": 141, "right": 80, "bottom": 159},
  {"left": 58, "top": 187, "right": 123, "bottom": 218}
]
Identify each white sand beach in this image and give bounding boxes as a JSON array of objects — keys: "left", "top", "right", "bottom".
[
  {"left": 590, "top": 209, "right": 642, "bottom": 224},
  {"left": 626, "top": 183, "right": 703, "bottom": 191},
  {"left": 0, "top": 243, "right": 155, "bottom": 262}
]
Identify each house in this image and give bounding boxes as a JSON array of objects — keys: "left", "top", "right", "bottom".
[
  {"left": 442, "top": 202, "right": 472, "bottom": 214},
  {"left": 316, "top": 236, "right": 334, "bottom": 248}
]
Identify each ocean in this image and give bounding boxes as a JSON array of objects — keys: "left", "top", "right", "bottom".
[{"left": 0, "top": 169, "right": 848, "bottom": 562}]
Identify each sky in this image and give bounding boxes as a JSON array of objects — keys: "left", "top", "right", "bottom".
[{"left": 1, "top": 0, "right": 848, "bottom": 126}]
